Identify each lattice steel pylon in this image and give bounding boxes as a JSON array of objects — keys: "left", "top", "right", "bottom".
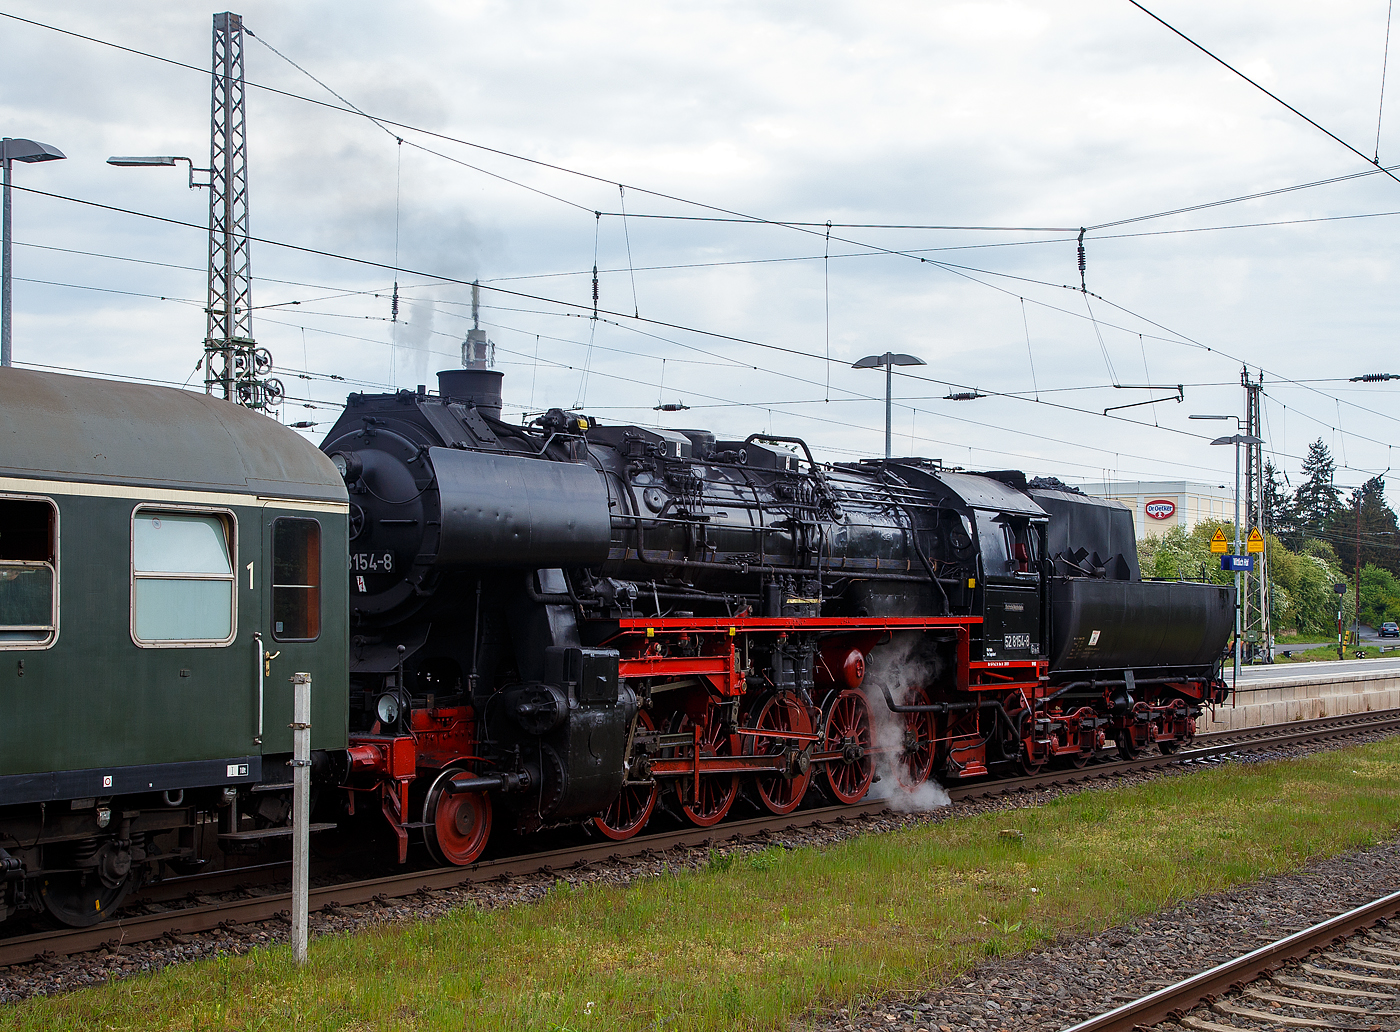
[{"left": 205, "top": 12, "right": 280, "bottom": 410}]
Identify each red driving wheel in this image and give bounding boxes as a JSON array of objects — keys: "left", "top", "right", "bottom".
[
  {"left": 672, "top": 711, "right": 740, "bottom": 827},
  {"left": 823, "top": 689, "right": 874, "bottom": 804},
  {"left": 897, "top": 686, "right": 936, "bottom": 789},
  {"left": 749, "top": 692, "right": 815, "bottom": 815}
]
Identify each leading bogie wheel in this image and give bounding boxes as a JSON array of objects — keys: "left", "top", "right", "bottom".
[
  {"left": 422, "top": 766, "right": 493, "bottom": 866},
  {"left": 823, "top": 688, "right": 873, "bottom": 804},
  {"left": 749, "top": 692, "right": 816, "bottom": 815},
  {"left": 592, "top": 710, "right": 660, "bottom": 841}
]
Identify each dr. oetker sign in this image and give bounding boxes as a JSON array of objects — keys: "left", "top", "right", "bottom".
[{"left": 1144, "top": 499, "right": 1176, "bottom": 520}]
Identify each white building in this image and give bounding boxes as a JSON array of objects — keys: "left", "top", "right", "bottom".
[{"left": 1075, "top": 480, "right": 1237, "bottom": 539}]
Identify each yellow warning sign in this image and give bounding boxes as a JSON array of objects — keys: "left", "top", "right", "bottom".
[
  {"left": 1210, "top": 528, "right": 1228, "bottom": 554},
  {"left": 1247, "top": 527, "right": 1265, "bottom": 554}
]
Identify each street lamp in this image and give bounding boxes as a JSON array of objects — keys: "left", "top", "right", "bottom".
[
  {"left": 1192, "top": 413, "right": 1264, "bottom": 687},
  {"left": 106, "top": 155, "right": 210, "bottom": 190},
  {"left": 852, "top": 352, "right": 926, "bottom": 458},
  {"left": 2, "top": 138, "right": 66, "bottom": 367}
]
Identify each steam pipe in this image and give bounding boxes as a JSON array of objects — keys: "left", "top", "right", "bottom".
[
  {"left": 1051, "top": 675, "right": 1208, "bottom": 691},
  {"left": 523, "top": 571, "right": 571, "bottom": 604},
  {"left": 880, "top": 686, "right": 1003, "bottom": 714}
]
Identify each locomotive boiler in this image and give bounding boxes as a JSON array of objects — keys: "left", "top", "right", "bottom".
[{"left": 321, "top": 367, "right": 1233, "bottom": 862}]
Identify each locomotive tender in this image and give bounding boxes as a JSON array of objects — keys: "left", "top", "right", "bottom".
[{"left": 0, "top": 365, "right": 1232, "bottom": 928}]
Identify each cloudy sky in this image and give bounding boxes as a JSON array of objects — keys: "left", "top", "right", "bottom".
[{"left": 3, "top": 1, "right": 1398, "bottom": 505}]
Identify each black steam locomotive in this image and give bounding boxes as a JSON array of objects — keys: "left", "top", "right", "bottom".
[
  {"left": 324, "top": 367, "right": 1233, "bottom": 862},
  {"left": 0, "top": 364, "right": 1231, "bottom": 928}
]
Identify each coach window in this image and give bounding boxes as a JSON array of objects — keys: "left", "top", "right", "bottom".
[
  {"left": 272, "top": 518, "right": 320, "bottom": 641},
  {"left": 132, "top": 509, "right": 236, "bottom": 646},
  {"left": 0, "top": 498, "right": 57, "bottom": 647}
]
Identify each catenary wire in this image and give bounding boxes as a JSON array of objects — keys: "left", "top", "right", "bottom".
[
  {"left": 1125, "top": 0, "right": 1400, "bottom": 186},
  {"left": 7, "top": 8, "right": 1398, "bottom": 243},
  {"left": 9, "top": 183, "right": 1394, "bottom": 475}
]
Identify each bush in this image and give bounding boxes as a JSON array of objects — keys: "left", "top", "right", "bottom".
[
  {"left": 1138, "top": 522, "right": 1354, "bottom": 635},
  {"left": 1359, "top": 565, "right": 1400, "bottom": 627}
]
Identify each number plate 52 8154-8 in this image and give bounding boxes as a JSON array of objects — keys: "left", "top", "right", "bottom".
[
  {"left": 350, "top": 552, "right": 394, "bottom": 573},
  {"left": 1003, "top": 633, "right": 1031, "bottom": 650}
]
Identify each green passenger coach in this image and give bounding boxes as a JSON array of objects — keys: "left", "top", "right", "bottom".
[{"left": 0, "top": 368, "right": 348, "bottom": 926}]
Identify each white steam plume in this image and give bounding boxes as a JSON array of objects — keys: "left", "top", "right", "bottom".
[
  {"left": 390, "top": 299, "right": 436, "bottom": 387},
  {"left": 864, "top": 632, "right": 952, "bottom": 812}
]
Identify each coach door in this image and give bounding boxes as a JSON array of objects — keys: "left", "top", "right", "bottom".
[{"left": 256, "top": 512, "right": 323, "bottom": 754}]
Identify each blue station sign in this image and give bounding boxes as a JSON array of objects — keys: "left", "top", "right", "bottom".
[{"left": 1220, "top": 555, "right": 1255, "bottom": 572}]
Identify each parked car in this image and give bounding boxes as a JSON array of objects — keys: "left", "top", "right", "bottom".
[{"left": 1381, "top": 622, "right": 1399, "bottom": 638}]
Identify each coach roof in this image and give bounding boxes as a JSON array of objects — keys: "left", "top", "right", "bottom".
[{"left": 0, "top": 368, "right": 346, "bottom": 503}]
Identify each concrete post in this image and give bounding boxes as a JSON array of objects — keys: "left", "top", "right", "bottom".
[{"left": 289, "top": 671, "right": 311, "bottom": 965}]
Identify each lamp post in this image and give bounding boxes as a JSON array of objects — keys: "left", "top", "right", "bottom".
[
  {"left": 1192, "top": 413, "right": 1264, "bottom": 687},
  {"left": 106, "top": 155, "right": 210, "bottom": 190},
  {"left": 852, "top": 352, "right": 925, "bottom": 458},
  {"left": 2, "top": 138, "right": 66, "bottom": 367}
]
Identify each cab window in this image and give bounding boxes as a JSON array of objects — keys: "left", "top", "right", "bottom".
[
  {"left": 272, "top": 518, "right": 320, "bottom": 641},
  {"left": 132, "top": 509, "right": 236, "bottom": 645},
  {"left": 976, "top": 511, "right": 1038, "bottom": 581},
  {"left": 0, "top": 497, "right": 57, "bottom": 647}
]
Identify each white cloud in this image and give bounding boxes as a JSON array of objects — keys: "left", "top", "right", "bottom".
[{"left": 1, "top": 0, "right": 1397, "bottom": 502}]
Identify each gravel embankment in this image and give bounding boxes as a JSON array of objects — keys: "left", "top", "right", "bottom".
[
  {"left": 805, "top": 839, "right": 1400, "bottom": 1032},
  {"left": 804, "top": 735, "right": 1400, "bottom": 1032},
  {"left": 0, "top": 729, "right": 1393, "bottom": 1008}
]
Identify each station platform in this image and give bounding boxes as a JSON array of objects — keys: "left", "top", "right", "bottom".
[{"left": 1203, "top": 664, "right": 1400, "bottom": 732}]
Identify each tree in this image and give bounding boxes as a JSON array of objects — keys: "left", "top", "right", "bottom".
[
  {"left": 1326, "top": 476, "right": 1400, "bottom": 580},
  {"left": 1261, "top": 460, "right": 1293, "bottom": 545},
  {"left": 1291, "top": 438, "right": 1342, "bottom": 544}
]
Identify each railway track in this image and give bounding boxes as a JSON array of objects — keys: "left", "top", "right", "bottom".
[
  {"left": 1063, "top": 888, "right": 1400, "bottom": 1031},
  {"left": 3, "top": 706, "right": 1397, "bottom": 970}
]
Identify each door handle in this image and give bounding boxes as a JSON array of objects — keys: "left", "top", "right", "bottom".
[{"left": 253, "top": 635, "right": 281, "bottom": 746}]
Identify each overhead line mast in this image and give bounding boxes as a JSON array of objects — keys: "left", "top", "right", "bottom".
[{"left": 205, "top": 11, "right": 279, "bottom": 411}]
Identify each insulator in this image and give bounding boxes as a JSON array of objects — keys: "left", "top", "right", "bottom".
[
  {"left": 1350, "top": 372, "right": 1398, "bottom": 382},
  {"left": 592, "top": 265, "right": 599, "bottom": 305},
  {"left": 1077, "top": 244, "right": 1086, "bottom": 273},
  {"left": 391, "top": 282, "right": 400, "bottom": 322}
]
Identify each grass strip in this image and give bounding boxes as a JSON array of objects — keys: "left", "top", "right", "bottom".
[
  {"left": 1274, "top": 645, "right": 1398, "bottom": 662},
  {"left": 7, "top": 737, "right": 1400, "bottom": 1032}
]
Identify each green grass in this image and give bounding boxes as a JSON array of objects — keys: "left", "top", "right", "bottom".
[{"left": 8, "top": 739, "right": 1400, "bottom": 1031}]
